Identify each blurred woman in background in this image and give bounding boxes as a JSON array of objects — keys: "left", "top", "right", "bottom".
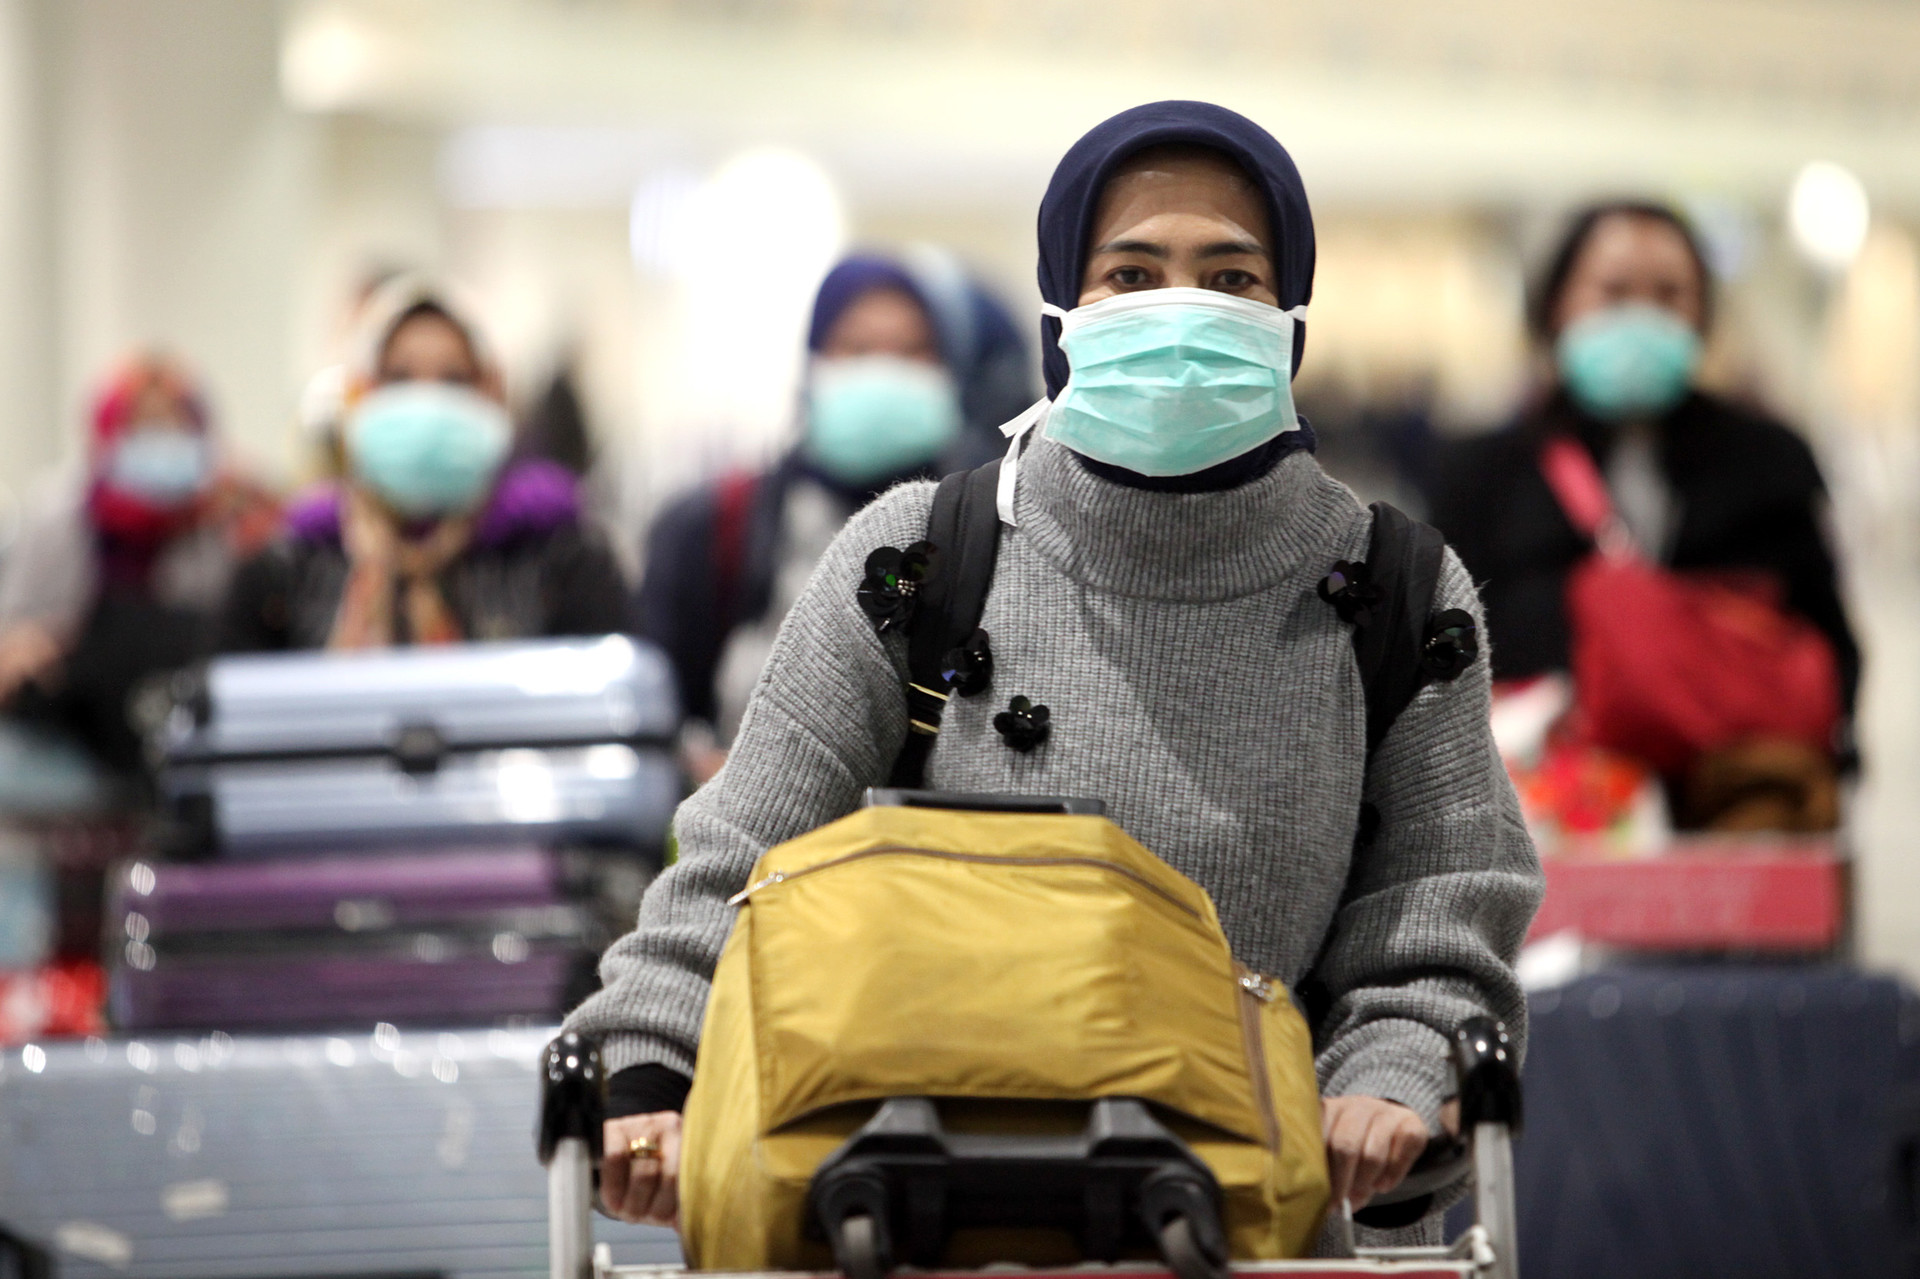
[
  {"left": 635, "top": 253, "right": 983, "bottom": 773},
  {"left": 222, "top": 277, "right": 628, "bottom": 650},
  {"left": 0, "top": 355, "right": 276, "bottom": 800},
  {"left": 1431, "top": 201, "right": 1858, "bottom": 830}
]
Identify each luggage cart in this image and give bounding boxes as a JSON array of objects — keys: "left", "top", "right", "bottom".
[{"left": 539, "top": 1020, "right": 1521, "bottom": 1279}]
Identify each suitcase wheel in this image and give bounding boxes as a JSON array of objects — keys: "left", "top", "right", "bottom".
[
  {"left": 830, "top": 1211, "right": 890, "bottom": 1279},
  {"left": 1156, "top": 1213, "right": 1226, "bottom": 1279}
]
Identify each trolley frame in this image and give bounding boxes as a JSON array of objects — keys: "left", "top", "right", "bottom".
[{"left": 538, "top": 1021, "right": 1521, "bottom": 1279}]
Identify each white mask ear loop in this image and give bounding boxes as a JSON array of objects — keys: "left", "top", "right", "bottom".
[{"left": 994, "top": 397, "right": 1049, "bottom": 528}]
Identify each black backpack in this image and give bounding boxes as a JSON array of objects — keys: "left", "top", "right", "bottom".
[{"left": 874, "top": 458, "right": 1478, "bottom": 790}]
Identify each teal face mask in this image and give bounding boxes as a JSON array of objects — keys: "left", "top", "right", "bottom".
[
  {"left": 1042, "top": 287, "right": 1307, "bottom": 477},
  {"left": 347, "top": 382, "right": 511, "bottom": 517},
  {"left": 106, "top": 425, "right": 211, "bottom": 506},
  {"left": 1555, "top": 303, "right": 1701, "bottom": 422},
  {"left": 803, "top": 356, "right": 962, "bottom": 487}
]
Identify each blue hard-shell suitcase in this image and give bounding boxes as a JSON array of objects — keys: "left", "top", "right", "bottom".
[{"left": 155, "top": 636, "right": 680, "bottom": 859}]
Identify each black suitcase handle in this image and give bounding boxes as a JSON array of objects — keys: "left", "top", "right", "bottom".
[
  {"left": 809, "top": 1095, "right": 1226, "bottom": 1279},
  {"left": 861, "top": 788, "right": 1106, "bottom": 816}
]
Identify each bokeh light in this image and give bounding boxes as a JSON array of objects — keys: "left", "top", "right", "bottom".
[{"left": 1789, "top": 160, "right": 1871, "bottom": 273}]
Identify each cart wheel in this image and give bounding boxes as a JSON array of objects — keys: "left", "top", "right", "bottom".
[
  {"left": 1157, "top": 1215, "right": 1225, "bottom": 1279},
  {"left": 835, "top": 1212, "right": 887, "bottom": 1279}
]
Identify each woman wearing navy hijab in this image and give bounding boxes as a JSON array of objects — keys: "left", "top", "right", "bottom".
[
  {"left": 571, "top": 102, "right": 1541, "bottom": 1248},
  {"left": 635, "top": 254, "right": 970, "bottom": 769}
]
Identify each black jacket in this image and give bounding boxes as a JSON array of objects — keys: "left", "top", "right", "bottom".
[
  {"left": 1429, "top": 389, "right": 1859, "bottom": 718},
  {"left": 220, "top": 523, "right": 630, "bottom": 652},
  {"left": 635, "top": 452, "right": 919, "bottom": 728},
  {"left": 633, "top": 461, "right": 798, "bottom": 729}
]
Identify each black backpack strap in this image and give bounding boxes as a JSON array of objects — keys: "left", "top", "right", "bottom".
[
  {"left": 1297, "top": 504, "right": 1458, "bottom": 1047},
  {"left": 1353, "top": 501, "right": 1451, "bottom": 754},
  {"left": 887, "top": 460, "right": 1004, "bottom": 789}
]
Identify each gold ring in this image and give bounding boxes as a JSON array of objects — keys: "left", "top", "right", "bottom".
[{"left": 628, "top": 1135, "right": 661, "bottom": 1161}]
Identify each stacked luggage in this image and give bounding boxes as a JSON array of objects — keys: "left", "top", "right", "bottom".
[{"left": 110, "top": 635, "right": 680, "bottom": 1032}]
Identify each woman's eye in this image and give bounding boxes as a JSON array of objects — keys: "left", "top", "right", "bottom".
[
  {"left": 1110, "top": 265, "right": 1152, "bottom": 288},
  {"left": 1212, "top": 269, "right": 1258, "bottom": 291}
]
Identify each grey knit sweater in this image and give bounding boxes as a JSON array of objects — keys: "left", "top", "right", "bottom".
[{"left": 568, "top": 433, "right": 1543, "bottom": 1128}]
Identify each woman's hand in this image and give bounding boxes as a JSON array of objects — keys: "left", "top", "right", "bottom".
[
  {"left": 0, "top": 622, "right": 64, "bottom": 703},
  {"left": 1322, "top": 1094, "right": 1429, "bottom": 1209},
  {"left": 601, "top": 1111, "right": 683, "bottom": 1226},
  {"left": 340, "top": 485, "right": 401, "bottom": 571}
]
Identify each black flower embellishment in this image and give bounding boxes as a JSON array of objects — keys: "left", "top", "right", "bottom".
[
  {"left": 856, "top": 541, "right": 934, "bottom": 635},
  {"left": 992, "top": 695, "right": 1050, "bottom": 753},
  {"left": 1318, "top": 559, "right": 1381, "bottom": 626},
  {"left": 1420, "top": 608, "right": 1479, "bottom": 680},
  {"left": 940, "top": 627, "right": 994, "bottom": 698}
]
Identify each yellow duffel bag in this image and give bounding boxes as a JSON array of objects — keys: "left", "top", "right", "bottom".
[{"left": 677, "top": 796, "right": 1330, "bottom": 1272}]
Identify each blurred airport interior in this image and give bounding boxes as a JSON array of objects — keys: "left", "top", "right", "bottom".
[
  {"left": 14, "top": 0, "right": 1915, "bottom": 959},
  {"left": 0, "top": 1, "right": 1919, "bottom": 1275}
]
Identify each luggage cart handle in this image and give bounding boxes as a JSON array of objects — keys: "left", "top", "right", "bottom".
[
  {"left": 538, "top": 1032, "right": 607, "bottom": 1163},
  {"left": 1354, "top": 1018, "right": 1520, "bottom": 1279},
  {"left": 1452, "top": 1016, "right": 1521, "bottom": 1132},
  {"left": 1356, "top": 1017, "right": 1521, "bottom": 1218},
  {"left": 541, "top": 1033, "right": 605, "bottom": 1279}
]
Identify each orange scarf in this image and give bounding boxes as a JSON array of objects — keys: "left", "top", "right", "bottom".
[{"left": 327, "top": 487, "right": 472, "bottom": 649}]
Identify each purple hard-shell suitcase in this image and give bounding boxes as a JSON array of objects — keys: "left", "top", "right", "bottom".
[{"left": 108, "top": 848, "right": 602, "bottom": 1031}]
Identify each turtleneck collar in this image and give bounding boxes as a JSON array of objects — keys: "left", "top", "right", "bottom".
[
  {"left": 1071, "top": 420, "right": 1318, "bottom": 494},
  {"left": 1011, "top": 432, "right": 1359, "bottom": 602}
]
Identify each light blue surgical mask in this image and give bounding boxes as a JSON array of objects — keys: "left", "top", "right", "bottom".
[
  {"left": 1042, "top": 287, "right": 1308, "bottom": 477},
  {"left": 803, "top": 355, "right": 962, "bottom": 488},
  {"left": 105, "top": 425, "right": 211, "bottom": 507},
  {"left": 347, "top": 381, "right": 511, "bottom": 517},
  {"left": 1555, "top": 303, "right": 1701, "bottom": 422}
]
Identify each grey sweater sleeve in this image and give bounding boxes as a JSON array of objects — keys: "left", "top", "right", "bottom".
[
  {"left": 562, "top": 484, "right": 934, "bottom": 1077},
  {"left": 0, "top": 488, "right": 98, "bottom": 640},
  {"left": 1313, "top": 547, "right": 1544, "bottom": 1129}
]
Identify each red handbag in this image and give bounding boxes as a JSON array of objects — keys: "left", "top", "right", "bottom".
[{"left": 1538, "top": 436, "right": 1840, "bottom": 776}]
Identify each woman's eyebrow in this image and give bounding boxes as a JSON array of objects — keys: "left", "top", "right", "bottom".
[
  {"left": 1090, "top": 238, "right": 1169, "bottom": 258},
  {"left": 1196, "top": 239, "right": 1268, "bottom": 259}
]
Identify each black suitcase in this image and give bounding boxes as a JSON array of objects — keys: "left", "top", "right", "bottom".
[{"left": 1517, "top": 965, "right": 1920, "bottom": 1278}]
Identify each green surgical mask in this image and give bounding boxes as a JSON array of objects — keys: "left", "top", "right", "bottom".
[
  {"left": 1555, "top": 303, "right": 1701, "bottom": 422},
  {"left": 1042, "top": 287, "right": 1307, "bottom": 477},
  {"left": 803, "top": 356, "right": 961, "bottom": 487},
  {"left": 347, "top": 381, "right": 511, "bottom": 517}
]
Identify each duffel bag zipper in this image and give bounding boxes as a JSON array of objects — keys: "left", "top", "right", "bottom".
[
  {"left": 727, "top": 844, "right": 1201, "bottom": 918},
  {"left": 1236, "top": 965, "right": 1282, "bottom": 1151}
]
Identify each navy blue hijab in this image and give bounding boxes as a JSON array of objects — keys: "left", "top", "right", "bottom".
[
  {"left": 1036, "top": 101, "right": 1316, "bottom": 398},
  {"left": 806, "top": 255, "right": 931, "bottom": 353}
]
